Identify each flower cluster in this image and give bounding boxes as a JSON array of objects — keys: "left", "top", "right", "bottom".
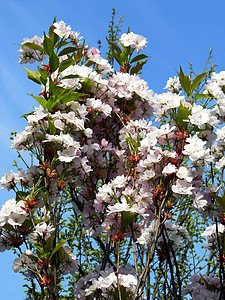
[
  {"left": 19, "top": 36, "right": 47, "bottom": 64},
  {"left": 119, "top": 32, "right": 147, "bottom": 52},
  {"left": 182, "top": 273, "right": 220, "bottom": 299},
  {"left": 76, "top": 265, "right": 139, "bottom": 299},
  {"left": 2, "top": 19, "right": 225, "bottom": 299}
]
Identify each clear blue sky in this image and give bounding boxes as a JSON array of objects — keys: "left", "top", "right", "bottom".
[{"left": 1, "top": 0, "right": 225, "bottom": 298}]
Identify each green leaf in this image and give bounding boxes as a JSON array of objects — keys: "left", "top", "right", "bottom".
[
  {"left": 116, "top": 39, "right": 127, "bottom": 51},
  {"left": 113, "top": 286, "right": 133, "bottom": 300},
  {"left": 175, "top": 102, "right": 191, "bottom": 128},
  {"left": 58, "top": 47, "right": 77, "bottom": 56},
  {"left": 36, "top": 135, "right": 46, "bottom": 141},
  {"left": 49, "top": 21, "right": 60, "bottom": 46},
  {"left": 58, "top": 58, "right": 74, "bottom": 73},
  {"left": 113, "top": 51, "right": 122, "bottom": 65},
  {"left": 121, "top": 211, "right": 138, "bottom": 229},
  {"left": 43, "top": 32, "right": 53, "bottom": 55},
  {"left": 56, "top": 40, "right": 69, "bottom": 50},
  {"left": 48, "top": 116, "right": 56, "bottom": 135},
  {"left": 4, "top": 223, "right": 15, "bottom": 232},
  {"left": 48, "top": 81, "right": 62, "bottom": 99},
  {"left": 50, "top": 239, "right": 68, "bottom": 259},
  {"left": 28, "top": 94, "right": 47, "bottom": 108},
  {"left": 20, "top": 111, "right": 35, "bottom": 119},
  {"left": 37, "top": 66, "right": 48, "bottom": 85},
  {"left": 40, "top": 77, "right": 47, "bottom": 86},
  {"left": 130, "top": 61, "right": 147, "bottom": 75},
  {"left": 45, "top": 233, "right": 55, "bottom": 253},
  {"left": 191, "top": 72, "right": 208, "bottom": 92},
  {"left": 126, "top": 135, "right": 138, "bottom": 154},
  {"left": 38, "top": 66, "right": 48, "bottom": 78},
  {"left": 27, "top": 255, "right": 39, "bottom": 264},
  {"left": 24, "top": 66, "right": 41, "bottom": 84},
  {"left": 85, "top": 61, "right": 94, "bottom": 67},
  {"left": 107, "top": 39, "right": 122, "bottom": 54},
  {"left": 16, "top": 191, "right": 30, "bottom": 202},
  {"left": 119, "top": 52, "right": 128, "bottom": 64},
  {"left": 56, "top": 247, "right": 69, "bottom": 265},
  {"left": 194, "top": 93, "right": 212, "bottom": 99},
  {"left": 21, "top": 42, "right": 45, "bottom": 53},
  {"left": 214, "top": 194, "right": 225, "bottom": 210},
  {"left": 46, "top": 95, "right": 60, "bottom": 111},
  {"left": 178, "top": 66, "right": 191, "bottom": 97},
  {"left": 81, "top": 78, "right": 95, "bottom": 94},
  {"left": 34, "top": 244, "right": 44, "bottom": 256},
  {"left": 49, "top": 52, "right": 59, "bottom": 72},
  {"left": 40, "top": 190, "right": 48, "bottom": 211},
  {"left": 48, "top": 76, "right": 58, "bottom": 94},
  {"left": 59, "top": 90, "right": 86, "bottom": 104},
  {"left": 61, "top": 74, "right": 80, "bottom": 80},
  {"left": 130, "top": 54, "right": 149, "bottom": 64}
]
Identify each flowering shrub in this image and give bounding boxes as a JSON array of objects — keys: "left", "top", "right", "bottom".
[{"left": 1, "top": 14, "right": 225, "bottom": 299}]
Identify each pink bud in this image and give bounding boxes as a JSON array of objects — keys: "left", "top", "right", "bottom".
[
  {"left": 25, "top": 249, "right": 32, "bottom": 256},
  {"left": 90, "top": 47, "right": 100, "bottom": 55},
  {"left": 101, "top": 139, "right": 108, "bottom": 147}
]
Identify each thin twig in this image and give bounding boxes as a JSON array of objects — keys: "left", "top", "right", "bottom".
[{"left": 116, "top": 242, "right": 122, "bottom": 300}]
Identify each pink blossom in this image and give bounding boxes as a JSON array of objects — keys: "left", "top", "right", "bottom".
[
  {"left": 101, "top": 139, "right": 108, "bottom": 147},
  {"left": 53, "top": 21, "right": 71, "bottom": 38},
  {"left": 57, "top": 147, "right": 81, "bottom": 162},
  {"left": 25, "top": 249, "right": 32, "bottom": 256},
  {"left": 120, "top": 32, "right": 147, "bottom": 52},
  {"left": 162, "top": 163, "right": 177, "bottom": 175}
]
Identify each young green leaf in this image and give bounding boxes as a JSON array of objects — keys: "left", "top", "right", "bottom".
[
  {"left": 40, "top": 190, "right": 48, "bottom": 211},
  {"left": 191, "top": 72, "right": 208, "bottom": 92},
  {"left": 58, "top": 47, "right": 77, "bottom": 56},
  {"left": 85, "top": 61, "right": 94, "bottom": 67},
  {"left": 61, "top": 74, "right": 80, "bottom": 80},
  {"left": 117, "top": 39, "right": 128, "bottom": 51},
  {"left": 47, "top": 116, "right": 56, "bottom": 135},
  {"left": 214, "top": 193, "right": 225, "bottom": 210},
  {"left": 43, "top": 33, "right": 53, "bottom": 55},
  {"left": 130, "top": 54, "right": 149, "bottom": 64},
  {"left": 24, "top": 66, "right": 41, "bottom": 84},
  {"left": 59, "top": 90, "right": 86, "bottom": 104},
  {"left": 15, "top": 191, "right": 30, "bottom": 202},
  {"left": 50, "top": 239, "right": 68, "bottom": 259},
  {"left": 130, "top": 61, "right": 147, "bottom": 75},
  {"left": 58, "top": 58, "right": 75, "bottom": 73},
  {"left": 194, "top": 93, "right": 212, "bottom": 99},
  {"left": 107, "top": 39, "right": 122, "bottom": 54},
  {"left": 46, "top": 95, "right": 60, "bottom": 111},
  {"left": 37, "top": 66, "right": 48, "bottom": 85},
  {"left": 49, "top": 52, "right": 59, "bottom": 72},
  {"left": 178, "top": 66, "right": 191, "bottom": 97},
  {"left": 28, "top": 94, "right": 47, "bottom": 108},
  {"left": 56, "top": 39, "right": 69, "bottom": 50},
  {"left": 112, "top": 51, "right": 122, "bottom": 65},
  {"left": 21, "top": 42, "right": 45, "bottom": 53},
  {"left": 48, "top": 22, "right": 60, "bottom": 46},
  {"left": 175, "top": 101, "right": 191, "bottom": 129},
  {"left": 38, "top": 66, "right": 48, "bottom": 78},
  {"left": 121, "top": 211, "right": 138, "bottom": 229},
  {"left": 45, "top": 233, "right": 55, "bottom": 253},
  {"left": 119, "top": 52, "right": 128, "bottom": 64},
  {"left": 56, "top": 247, "right": 69, "bottom": 265},
  {"left": 81, "top": 78, "right": 95, "bottom": 94}
]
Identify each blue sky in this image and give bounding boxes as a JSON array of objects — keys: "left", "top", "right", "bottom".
[{"left": 1, "top": 0, "right": 225, "bottom": 298}]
